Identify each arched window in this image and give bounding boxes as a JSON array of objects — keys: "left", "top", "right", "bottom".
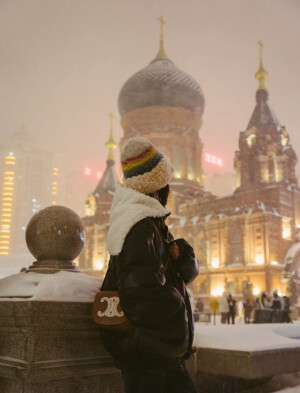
[
  {"left": 199, "top": 237, "right": 208, "bottom": 268},
  {"left": 230, "top": 231, "right": 243, "bottom": 264},
  {"left": 268, "top": 155, "right": 276, "bottom": 182}
]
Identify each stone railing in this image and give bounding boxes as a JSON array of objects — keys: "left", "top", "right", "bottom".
[{"left": 0, "top": 206, "right": 123, "bottom": 393}]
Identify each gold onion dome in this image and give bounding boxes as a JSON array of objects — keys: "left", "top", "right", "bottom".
[{"left": 118, "top": 16, "right": 205, "bottom": 117}]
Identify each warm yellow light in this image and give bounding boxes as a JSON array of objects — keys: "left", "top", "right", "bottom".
[
  {"left": 53, "top": 167, "right": 58, "bottom": 171},
  {"left": 4, "top": 162, "right": 15, "bottom": 165},
  {"left": 0, "top": 252, "right": 9, "bottom": 255},
  {"left": 187, "top": 173, "right": 194, "bottom": 180},
  {"left": 52, "top": 192, "right": 57, "bottom": 195},
  {"left": 255, "top": 254, "right": 264, "bottom": 265},
  {"left": 94, "top": 260, "right": 104, "bottom": 271},
  {"left": 211, "top": 257, "right": 220, "bottom": 268},
  {"left": 282, "top": 229, "right": 291, "bottom": 239},
  {"left": 253, "top": 287, "right": 260, "bottom": 296},
  {"left": 1, "top": 220, "right": 11, "bottom": 223},
  {"left": 52, "top": 201, "right": 56, "bottom": 205},
  {"left": 174, "top": 171, "right": 181, "bottom": 179},
  {"left": 211, "top": 286, "right": 224, "bottom": 297},
  {"left": 0, "top": 230, "right": 10, "bottom": 233}
]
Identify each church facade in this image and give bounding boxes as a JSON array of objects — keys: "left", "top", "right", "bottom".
[{"left": 79, "top": 25, "right": 300, "bottom": 303}]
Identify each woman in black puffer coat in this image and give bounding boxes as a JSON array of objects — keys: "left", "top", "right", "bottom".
[{"left": 101, "top": 137, "right": 199, "bottom": 393}]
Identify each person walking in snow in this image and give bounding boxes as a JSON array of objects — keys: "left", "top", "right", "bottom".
[
  {"left": 228, "top": 294, "right": 237, "bottom": 324},
  {"left": 219, "top": 291, "right": 230, "bottom": 324},
  {"left": 100, "top": 137, "right": 199, "bottom": 393}
]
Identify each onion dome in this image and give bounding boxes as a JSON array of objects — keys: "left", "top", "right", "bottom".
[{"left": 118, "top": 17, "right": 204, "bottom": 117}]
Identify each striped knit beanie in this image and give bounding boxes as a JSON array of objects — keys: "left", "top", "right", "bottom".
[{"left": 121, "top": 137, "right": 173, "bottom": 194}]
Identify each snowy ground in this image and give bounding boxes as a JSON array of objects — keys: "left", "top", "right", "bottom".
[{"left": 194, "top": 318, "right": 300, "bottom": 393}]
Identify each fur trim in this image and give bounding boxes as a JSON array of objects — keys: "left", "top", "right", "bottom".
[
  {"left": 123, "top": 156, "right": 173, "bottom": 195},
  {"left": 107, "top": 185, "right": 170, "bottom": 256}
]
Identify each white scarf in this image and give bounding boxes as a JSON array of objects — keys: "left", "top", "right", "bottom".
[{"left": 107, "top": 185, "right": 170, "bottom": 256}]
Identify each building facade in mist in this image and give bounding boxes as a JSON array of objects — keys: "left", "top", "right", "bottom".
[
  {"left": 0, "top": 130, "right": 59, "bottom": 257},
  {"left": 169, "top": 47, "right": 300, "bottom": 299},
  {"left": 78, "top": 116, "right": 119, "bottom": 274},
  {"left": 79, "top": 28, "right": 300, "bottom": 302}
]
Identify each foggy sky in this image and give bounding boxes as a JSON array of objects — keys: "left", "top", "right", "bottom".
[{"left": 1, "top": 0, "right": 300, "bottom": 182}]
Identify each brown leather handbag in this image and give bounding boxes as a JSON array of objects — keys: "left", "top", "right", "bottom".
[
  {"left": 92, "top": 256, "right": 170, "bottom": 332},
  {"left": 92, "top": 290, "right": 134, "bottom": 332}
]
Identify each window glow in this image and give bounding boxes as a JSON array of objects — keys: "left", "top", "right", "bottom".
[
  {"left": 255, "top": 254, "right": 264, "bottom": 265},
  {"left": 94, "top": 260, "right": 104, "bottom": 270},
  {"left": 282, "top": 228, "right": 291, "bottom": 239},
  {"left": 211, "top": 257, "right": 220, "bottom": 268},
  {"left": 253, "top": 287, "right": 260, "bottom": 296},
  {"left": 211, "top": 286, "right": 224, "bottom": 297}
]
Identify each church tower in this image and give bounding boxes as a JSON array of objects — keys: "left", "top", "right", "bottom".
[
  {"left": 79, "top": 114, "right": 119, "bottom": 275},
  {"left": 234, "top": 41, "right": 298, "bottom": 190},
  {"left": 118, "top": 17, "right": 205, "bottom": 187}
]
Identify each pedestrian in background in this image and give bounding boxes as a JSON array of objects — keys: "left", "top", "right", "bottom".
[
  {"left": 219, "top": 291, "right": 229, "bottom": 324},
  {"left": 228, "top": 294, "right": 237, "bottom": 324}
]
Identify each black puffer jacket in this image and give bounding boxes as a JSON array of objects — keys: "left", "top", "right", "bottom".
[{"left": 101, "top": 216, "right": 199, "bottom": 370}]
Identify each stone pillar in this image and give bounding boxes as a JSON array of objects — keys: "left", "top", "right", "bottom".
[{"left": 0, "top": 206, "right": 123, "bottom": 393}]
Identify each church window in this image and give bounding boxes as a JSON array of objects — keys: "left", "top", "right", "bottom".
[
  {"left": 199, "top": 238, "right": 208, "bottom": 268},
  {"left": 249, "top": 165, "right": 255, "bottom": 183},
  {"left": 173, "top": 151, "right": 181, "bottom": 178},
  {"left": 268, "top": 155, "right": 276, "bottom": 182},
  {"left": 230, "top": 231, "right": 243, "bottom": 264}
]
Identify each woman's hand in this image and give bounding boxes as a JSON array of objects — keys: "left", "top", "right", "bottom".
[{"left": 169, "top": 242, "right": 180, "bottom": 260}]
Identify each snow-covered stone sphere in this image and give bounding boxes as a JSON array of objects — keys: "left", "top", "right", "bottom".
[{"left": 25, "top": 205, "right": 85, "bottom": 262}]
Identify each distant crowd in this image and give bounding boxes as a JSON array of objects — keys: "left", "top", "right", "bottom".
[{"left": 218, "top": 290, "right": 292, "bottom": 324}]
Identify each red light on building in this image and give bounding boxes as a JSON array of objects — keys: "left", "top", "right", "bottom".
[
  {"left": 84, "top": 167, "right": 91, "bottom": 176},
  {"left": 204, "top": 152, "right": 223, "bottom": 167}
]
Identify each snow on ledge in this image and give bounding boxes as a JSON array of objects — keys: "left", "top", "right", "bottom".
[
  {"left": 0, "top": 271, "right": 102, "bottom": 302},
  {"left": 194, "top": 323, "right": 300, "bottom": 352}
]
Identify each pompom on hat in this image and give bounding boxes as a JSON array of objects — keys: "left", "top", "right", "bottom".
[{"left": 121, "top": 137, "right": 173, "bottom": 194}]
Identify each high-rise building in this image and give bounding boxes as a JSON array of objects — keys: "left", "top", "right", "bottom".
[{"left": 0, "top": 130, "right": 58, "bottom": 257}]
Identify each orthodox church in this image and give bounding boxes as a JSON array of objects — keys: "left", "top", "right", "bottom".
[{"left": 79, "top": 20, "right": 300, "bottom": 303}]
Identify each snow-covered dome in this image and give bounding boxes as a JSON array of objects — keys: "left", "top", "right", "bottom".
[{"left": 118, "top": 57, "right": 205, "bottom": 117}]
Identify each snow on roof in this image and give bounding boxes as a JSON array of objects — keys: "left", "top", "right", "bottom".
[
  {"left": 191, "top": 216, "right": 199, "bottom": 225},
  {"left": 0, "top": 271, "right": 102, "bottom": 302},
  {"left": 194, "top": 323, "right": 300, "bottom": 352},
  {"left": 204, "top": 214, "right": 211, "bottom": 223},
  {"left": 257, "top": 200, "right": 266, "bottom": 212},
  {"left": 284, "top": 241, "right": 300, "bottom": 265}
]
